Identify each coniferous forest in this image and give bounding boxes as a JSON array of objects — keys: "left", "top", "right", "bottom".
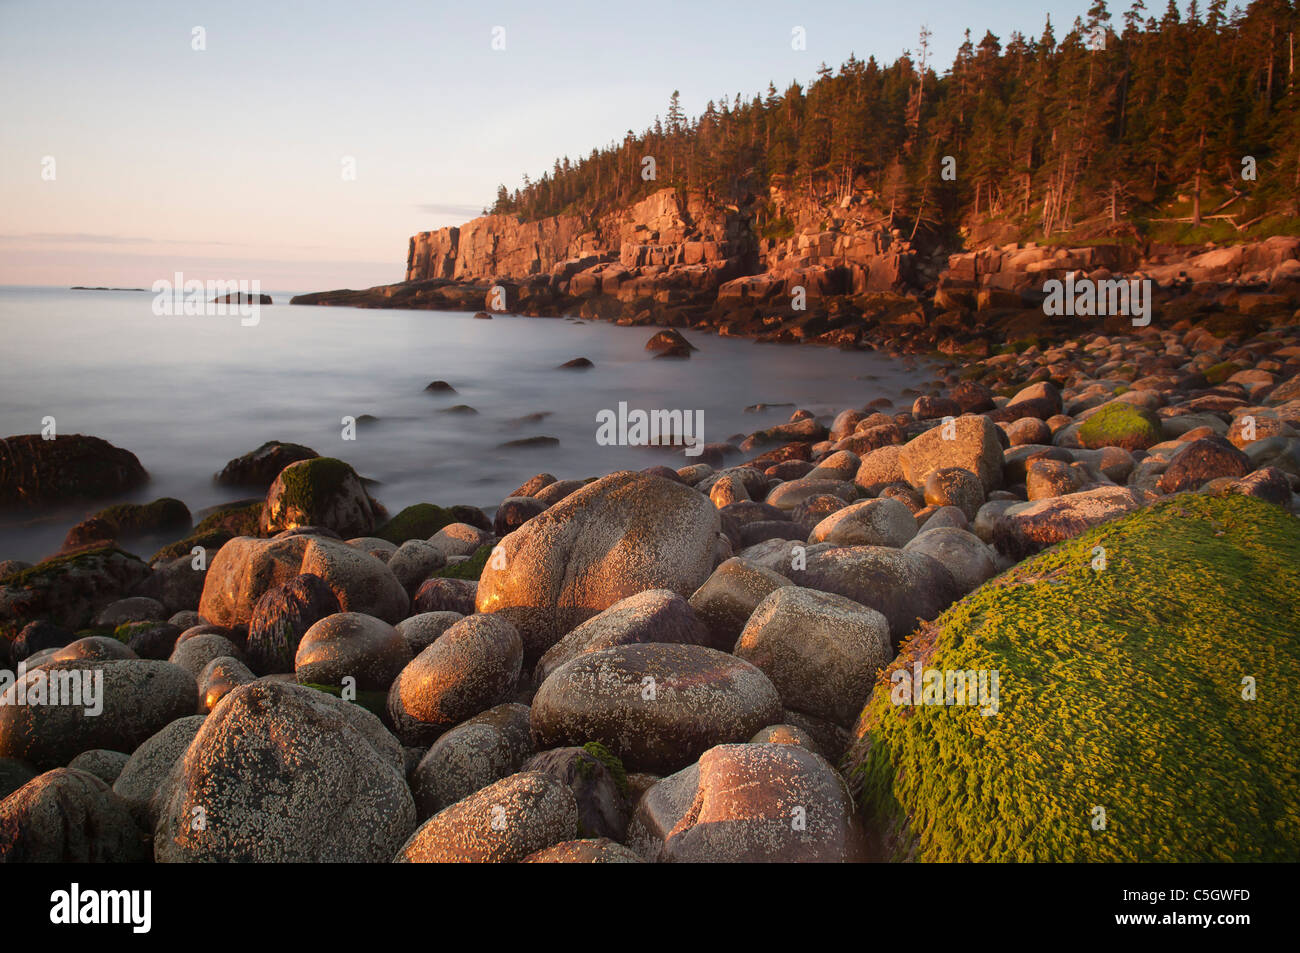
[{"left": 490, "top": 0, "right": 1300, "bottom": 244}]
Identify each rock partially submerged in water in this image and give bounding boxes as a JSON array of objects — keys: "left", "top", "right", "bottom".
[
  {"left": 0, "top": 434, "right": 148, "bottom": 508},
  {"left": 214, "top": 440, "right": 318, "bottom": 487}
]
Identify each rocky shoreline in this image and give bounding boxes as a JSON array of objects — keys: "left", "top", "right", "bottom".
[{"left": 2, "top": 296, "right": 1299, "bottom": 861}]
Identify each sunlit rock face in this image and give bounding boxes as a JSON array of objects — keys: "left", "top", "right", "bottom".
[
  {"left": 153, "top": 681, "right": 414, "bottom": 862},
  {"left": 475, "top": 471, "right": 721, "bottom": 663}
]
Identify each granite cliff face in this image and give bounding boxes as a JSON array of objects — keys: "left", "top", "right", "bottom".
[{"left": 295, "top": 187, "right": 1300, "bottom": 357}]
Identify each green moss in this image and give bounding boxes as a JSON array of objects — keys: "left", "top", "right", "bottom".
[
  {"left": 430, "top": 543, "right": 493, "bottom": 580},
  {"left": 375, "top": 503, "right": 458, "bottom": 544},
  {"left": 150, "top": 501, "right": 263, "bottom": 564},
  {"left": 1077, "top": 401, "right": 1163, "bottom": 451},
  {"left": 582, "top": 741, "right": 630, "bottom": 799},
  {"left": 1, "top": 545, "right": 139, "bottom": 589},
  {"left": 278, "top": 457, "right": 355, "bottom": 514},
  {"left": 847, "top": 494, "right": 1300, "bottom": 862},
  {"left": 93, "top": 497, "right": 191, "bottom": 537},
  {"left": 1204, "top": 361, "right": 1242, "bottom": 386}
]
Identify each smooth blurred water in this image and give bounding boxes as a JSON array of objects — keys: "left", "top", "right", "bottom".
[{"left": 0, "top": 286, "right": 940, "bottom": 562}]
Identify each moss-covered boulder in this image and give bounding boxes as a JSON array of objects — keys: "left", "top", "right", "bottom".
[
  {"left": 375, "top": 504, "right": 458, "bottom": 544},
  {"left": 1076, "top": 402, "right": 1163, "bottom": 451},
  {"left": 0, "top": 434, "right": 148, "bottom": 508},
  {"left": 150, "top": 500, "right": 262, "bottom": 565},
  {"left": 260, "top": 458, "right": 374, "bottom": 537},
  {"left": 65, "top": 497, "right": 191, "bottom": 549},
  {"left": 846, "top": 494, "right": 1300, "bottom": 861},
  {"left": 0, "top": 546, "right": 152, "bottom": 643}
]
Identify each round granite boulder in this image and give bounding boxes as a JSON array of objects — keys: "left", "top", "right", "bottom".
[
  {"left": 531, "top": 643, "right": 783, "bottom": 775},
  {"left": 153, "top": 681, "right": 415, "bottom": 862},
  {"left": 475, "top": 471, "right": 721, "bottom": 663}
]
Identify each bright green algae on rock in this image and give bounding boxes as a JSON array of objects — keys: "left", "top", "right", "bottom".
[
  {"left": 375, "top": 503, "right": 458, "bottom": 544},
  {"left": 1077, "top": 401, "right": 1162, "bottom": 451},
  {"left": 845, "top": 494, "right": 1300, "bottom": 861},
  {"left": 277, "top": 457, "right": 354, "bottom": 515},
  {"left": 430, "top": 543, "right": 493, "bottom": 580}
]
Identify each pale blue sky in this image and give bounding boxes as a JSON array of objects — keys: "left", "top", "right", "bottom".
[{"left": 1, "top": 0, "right": 1101, "bottom": 290}]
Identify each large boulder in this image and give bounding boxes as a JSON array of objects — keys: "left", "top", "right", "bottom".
[
  {"left": 245, "top": 573, "right": 340, "bottom": 675},
  {"left": 627, "top": 743, "right": 864, "bottom": 862},
  {"left": 1158, "top": 436, "right": 1252, "bottom": 493},
  {"left": 154, "top": 681, "right": 415, "bottom": 862},
  {"left": 0, "top": 659, "right": 198, "bottom": 769},
  {"left": 898, "top": 415, "right": 1004, "bottom": 492},
  {"left": 533, "top": 589, "right": 711, "bottom": 686},
  {"left": 734, "top": 586, "right": 892, "bottom": 727},
  {"left": 847, "top": 494, "right": 1300, "bottom": 861},
  {"left": 215, "top": 440, "right": 318, "bottom": 488},
  {"left": 808, "top": 497, "right": 917, "bottom": 547},
  {"left": 0, "top": 767, "right": 148, "bottom": 862},
  {"left": 387, "top": 614, "right": 523, "bottom": 746},
  {"left": 687, "top": 557, "right": 793, "bottom": 651},
  {"left": 475, "top": 471, "right": 721, "bottom": 662},
  {"left": 0, "top": 545, "right": 151, "bottom": 641},
  {"left": 788, "top": 546, "right": 961, "bottom": 647},
  {"left": 903, "top": 527, "right": 999, "bottom": 595},
  {"left": 112, "top": 715, "right": 206, "bottom": 827},
  {"left": 531, "top": 643, "right": 783, "bottom": 774},
  {"left": 294, "top": 611, "right": 412, "bottom": 691},
  {"left": 0, "top": 434, "right": 147, "bottom": 508},
  {"left": 198, "top": 534, "right": 407, "bottom": 626},
  {"left": 992, "top": 485, "right": 1154, "bottom": 559},
  {"left": 396, "top": 770, "right": 578, "bottom": 863},
  {"left": 260, "top": 457, "right": 375, "bottom": 537},
  {"left": 408, "top": 703, "right": 534, "bottom": 819}
]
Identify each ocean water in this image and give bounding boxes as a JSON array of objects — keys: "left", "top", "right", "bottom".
[{"left": 0, "top": 286, "right": 940, "bottom": 563}]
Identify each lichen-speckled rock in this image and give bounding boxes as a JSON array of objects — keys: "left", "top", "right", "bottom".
[
  {"left": 531, "top": 643, "right": 783, "bottom": 775},
  {"left": 626, "top": 743, "right": 864, "bottom": 862},
  {"left": 992, "top": 485, "right": 1155, "bottom": 559},
  {"left": 903, "top": 527, "right": 999, "bottom": 595},
  {"left": 154, "top": 681, "right": 414, "bottom": 862},
  {"left": 475, "top": 471, "right": 721, "bottom": 662},
  {"left": 1159, "top": 435, "right": 1252, "bottom": 493},
  {"left": 66, "top": 748, "right": 131, "bottom": 785},
  {"left": 198, "top": 534, "right": 407, "bottom": 626},
  {"left": 396, "top": 770, "right": 578, "bottom": 863},
  {"left": 0, "top": 767, "right": 148, "bottom": 862},
  {"left": 198, "top": 655, "right": 255, "bottom": 711},
  {"left": 687, "top": 556, "right": 793, "bottom": 651},
  {"left": 259, "top": 457, "right": 375, "bottom": 537},
  {"left": 787, "top": 546, "right": 961, "bottom": 647},
  {"left": 899, "top": 415, "right": 1004, "bottom": 492},
  {"left": 522, "top": 837, "right": 644, "bottom": 863},
  {"left": 409, "top": 702, "right": 533, "bottom": 819},
  {"left": 0, "top": 659, "right": 198, "bottom": 769},
  {"left": 294, "top": 612, "right": 412, "bottom": 691},
  {"left": 533, "top": 589, "right": 711, "bottom": 686},
  {"left": 387, "top": 614, "right": 523, "bottom": 746},
  {"left": 808, "top": 497, "right": 917, "bottom": 547},
  {"left": 395, "top": 611, "right": 464, "bottom": 655},
  {"left": 169, "top": 631, "right": 243, "bottom": 679},
  {"left": 112, "top": 714, "right": 205, "bottom": 827},
  {"left": 734, "top": 586, "right": 892, "bottom": 727}
]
